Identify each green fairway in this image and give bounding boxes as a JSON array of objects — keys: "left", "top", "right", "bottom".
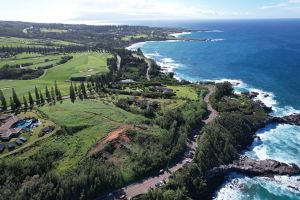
[
  {"left": 0, "top": 53, "right": 61, "bottom": 69},
  {"left": 0, "top": 52, "right": 112, "bottom": 98},
  {"left": 40, "top": 28, "right": 68, "bottom": 33},
  {"left": 0, "top": 37, "right": 79, "bottom": 47}
]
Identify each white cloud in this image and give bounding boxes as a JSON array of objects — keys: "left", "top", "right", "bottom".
[
  {"left": 261, "top": 0, "right": 300, "bottom": 9},
  {"left": 68, "top": 0, "right": 249, "bottom": 23}
]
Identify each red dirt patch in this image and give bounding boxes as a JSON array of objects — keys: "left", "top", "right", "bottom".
[{"left": 89, "top": 124, "right": 133, "bottom": 156}]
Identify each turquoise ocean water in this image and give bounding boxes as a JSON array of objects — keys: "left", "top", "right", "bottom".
[{"left": 128, "top": 19, "right": 300, "bottom": 200}]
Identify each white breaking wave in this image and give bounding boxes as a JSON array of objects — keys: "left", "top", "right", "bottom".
[
  {"left": 169, "top": 32, "right": 192, "bottom": 38},
  {"left": 214, "top": 173, "right": 300, "bottom": 200},
  {"left": 210, "top": 38, "right": 225, "bottom": 42},
  {"left": 199, "top": 30, "right": 224, "bottom": 33}
]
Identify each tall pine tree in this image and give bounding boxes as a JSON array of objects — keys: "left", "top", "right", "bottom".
[
  {"left": 80, "top": 82, "right": 87, "bottom": 99},
  {"left": 0, "top": 89, "right": 7, "bottom": 111},
  {"left": 70, "top": 82, "right": 76, "bottom": 103},
  {"left": 35, "top": 86, "right": 40, "bottom": 105},
  {"left": 51, "top": 87, "right": 56, "bottom": 103},
  {"left": 12, "top": 88, "right": 21, "bottom": 109},
  {"left": 40, "top": 90, "right": 45, "bottom": 105},
  {"left": 45, "top": 86, "right": 51, "bottom": 103},
  {"left": 54, "top": 81, "right": 59, "bottom": 100},
  {"left": 23, "top": 96, "right": 28, "bottom": 111},
  {"left": 28, "top": 92, "right": 34, "bottom": 110}
]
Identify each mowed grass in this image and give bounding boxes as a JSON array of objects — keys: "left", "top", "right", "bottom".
[
  {"left": 122, "top": 34, "right": 148, "bottom": 41},
  {"left": 40, "top": 28, "right": 68, "bottom": 33},
  {"left": 0, "top": 52, "right": 112, "bottom": 99},
  {"left": 167, "top": 85, "right": 199, "bottom": 100},
  {"left": 0, "top": 53, "right": 61, "bottom": 68},
  {"left": 37, "top": 99, "right": 146, "bottom": 173},
  {"left": 0, "top": 37, "right": 78, "bottom": 47}
]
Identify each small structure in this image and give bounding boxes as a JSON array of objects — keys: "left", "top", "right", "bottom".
[
  {"left": 16, "top": 139, "right": 23, "bottom": 146},
  {"left": 154, "top": 86, "right": 174, "bottom": 94},
  {"left": 42, "top": 126, "right": 54, "bottom": 134},
  {"left": 0, "top": 144, "right": 5, "bottom": 152},
  {"left": 120, "top": 79, "right": 135, "bottom": 83},
  {"left": 19, "top": 137, "right": 27, "bottom": 142},
  {"left": 7, "top": 142, "right": 16, "bottom": 150}
]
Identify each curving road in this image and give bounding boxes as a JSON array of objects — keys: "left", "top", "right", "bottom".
[{"left": 98, "top": 85, "right": 218, "bottom": 200}]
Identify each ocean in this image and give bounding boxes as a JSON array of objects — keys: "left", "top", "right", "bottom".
[{"left": 128, "top": 19, "right": 300, "bottom": 200}]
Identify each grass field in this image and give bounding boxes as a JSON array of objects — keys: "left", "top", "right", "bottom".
[
  {"left": 122, "top": 34, "right": 148, "bottom": 41},
  {"left": 40, "top": 28, "right": 68, "bottom": 33},
  {"left": 0, "top": 37, "right": 78, "bottom": 48},
  {"left": 36, "top": 99, "right": 146, "bottom": 173},
  {"left": 167, "top": 85, "right": 199, "bottom": 100},
  {"left": 0, "top": 53, "right": 61, "bottom": 69},
  {"left": 0, "top": 52, "right": 112, "bottom": 99}
]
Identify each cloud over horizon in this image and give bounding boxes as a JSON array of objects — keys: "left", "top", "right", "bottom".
[{"left": 0, "top": 0, "right": 299, "bottom": 24}]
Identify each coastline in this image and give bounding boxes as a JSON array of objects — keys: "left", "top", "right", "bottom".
[{"left": 126, "top": 33, "right": 300, "bottom": 199}]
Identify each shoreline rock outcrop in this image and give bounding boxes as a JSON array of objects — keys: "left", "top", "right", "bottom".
[
  {"left": 271, "top": 113, "right": 300, "bottom": 126},
  {"left": 206, "top": 156, "right": 300, "bottom": 179}
]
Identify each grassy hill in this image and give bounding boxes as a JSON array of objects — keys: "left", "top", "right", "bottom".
[{"left": 0, "top": 52, "right": 112, "bottom": 98}]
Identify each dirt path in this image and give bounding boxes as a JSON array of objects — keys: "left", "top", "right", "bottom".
[
  {"left": 97, "top": 85, "right": 217, "bottom": 200},
  {"left": 132, "top": 53, "right": 151, "bottom": 81},
  {"left": 89, "top": 125, "right": 133, "bottom": 156}
]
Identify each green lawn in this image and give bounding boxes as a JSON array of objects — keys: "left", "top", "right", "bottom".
[
  {"left": 122, "top": 34, "right": 148, "bottom": 41},
  {"left": 0, "top": 52, "right": 112, "bottom": 99},
  {"left": 167, "top": 85, "right": 199, "bottom": 100},
  {"left": 40, "top": 28, "right": 68, "bottom": 33}
]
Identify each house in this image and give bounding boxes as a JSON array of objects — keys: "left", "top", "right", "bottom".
[
  {"left": 0, "top": 115, "right": 24, "bottom": 141},
  {"left": 0, "top": 144, "right": 5, "bottom": 152}
]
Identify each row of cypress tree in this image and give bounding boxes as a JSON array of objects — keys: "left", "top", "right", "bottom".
[{"left": 0, "top": 81, "right": 63, "bottom": 112}]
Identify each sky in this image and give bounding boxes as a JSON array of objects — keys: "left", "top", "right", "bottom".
[{"left": 1, "top": 0, "right": 300, "bottom": 24}]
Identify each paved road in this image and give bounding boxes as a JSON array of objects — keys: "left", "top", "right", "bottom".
[
  {"left": 98, "top": 85, "right": 218, "bottom": 200},
  {"left": 116, "top": 55, "right": 121, "bottom": 71},
  {"left": 132, "top": 53, "right": 152, "bottom": 81}
]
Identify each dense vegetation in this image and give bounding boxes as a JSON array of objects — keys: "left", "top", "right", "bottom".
[{"left": 134, "top": 82, "right": 268, "bottom": 200}]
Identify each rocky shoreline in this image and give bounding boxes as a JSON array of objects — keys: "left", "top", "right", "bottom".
[{"left": 206, "top": 156, "right": 300, "bottom": 179}]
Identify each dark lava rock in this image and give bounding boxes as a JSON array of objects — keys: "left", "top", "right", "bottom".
[
  {"left": 272, "top": 113, "right": 300, "bottom": 126},
  {"left": 206, "top": 156, "right": 300, "bottom": 179}
]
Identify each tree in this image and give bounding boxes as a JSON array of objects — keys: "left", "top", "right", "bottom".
[
  {"left": 23, "top": 96, "right": 28, "bottom": 111},
  {"left": 87, "top": 82, "right": 93, "bottom": 94},
  {"left": 70, "top": 82, "right": 76, "bottom": 103},
  {"left": 80, "top": 82, "right": 87, "bottom": 99},
  {"left": 10, "top": 97, "right": 15, "bottom": 111},
  {"left": 45, "top": 86, "right": 51, "bottom": 103},
  {"left": 51, "top": 87, "right": 56, "bottom": 103},
  {"left": 57, "top": 89, "right": 62, "bottom": 103},
  {"left": 0, "top": 89, "right": 7, "bottom": 111},
  {"left": 28, "top": 92, "right": 34, "bottom": 110},
  {"left": 54, "top": 81, "right": 59, "bottom": 99},
  {"left": 215, "top": 82, "right": 233, "bottom": 100},
  {"left": 35, "top": 86, "right": 40, "bottom": 105},
  {"left": 74, "top": 84, "right": 78, "bottom": 96},
  {"left": 12, "top": 88, "right": 21, "bottom": 109},
  {"left": 40, "top": 90, "right": 45, "bottom": 105}
]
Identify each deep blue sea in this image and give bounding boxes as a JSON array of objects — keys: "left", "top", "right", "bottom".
[{"left": 128, "top": 19, "right": 300, "bottom": 200}]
